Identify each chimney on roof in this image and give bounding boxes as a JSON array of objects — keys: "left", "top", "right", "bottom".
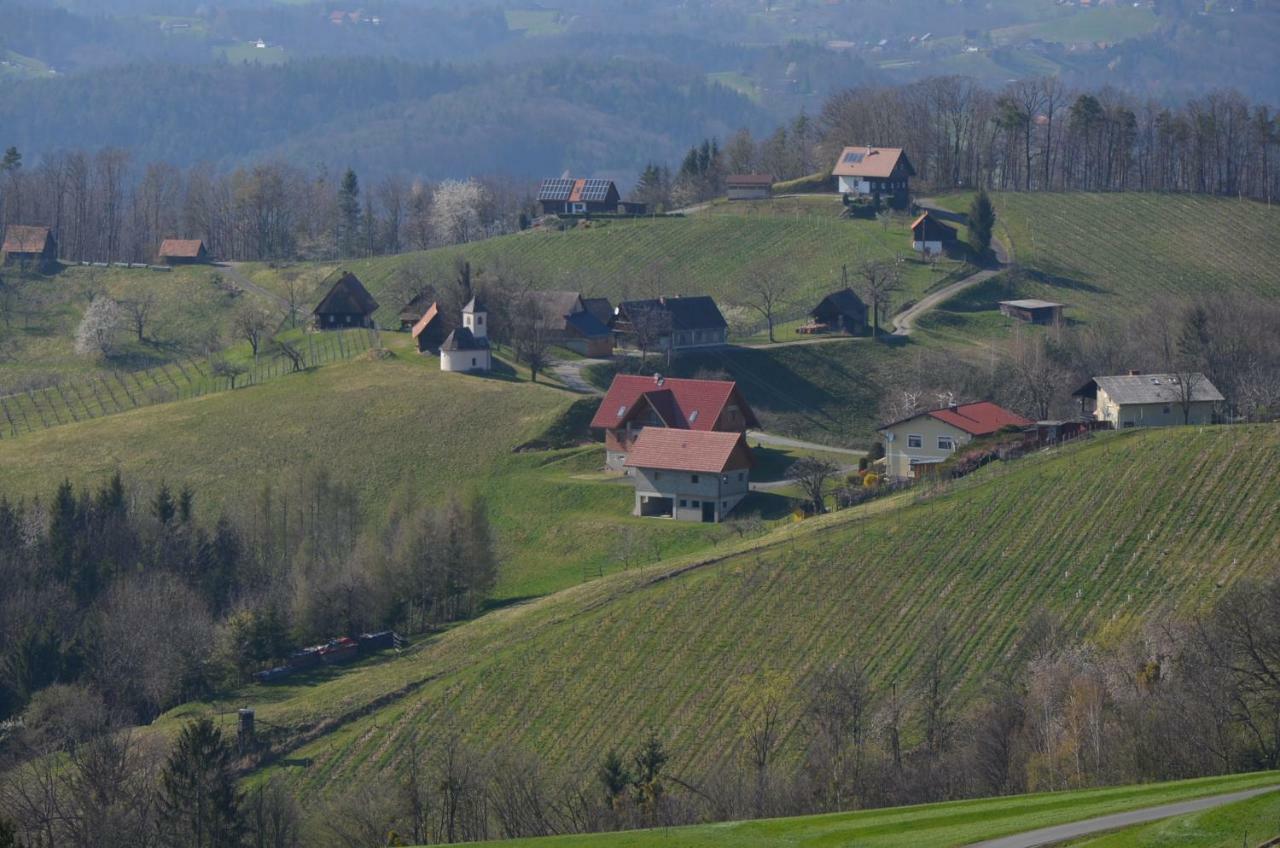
[{"left": 653, "top": 373, "right": 664, "bottom": 386}]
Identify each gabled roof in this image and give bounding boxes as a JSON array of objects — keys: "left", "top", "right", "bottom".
[
  {"left": 564, "top": 310, "right": 611, "bottom": 339},
  {"left": 462, "top": 294, "right": 486, "bottom": 314},
  {"left": 2, "top": 225, "right": 53, "bottom": 254},
  {"left": 590, "top": 374, "right": 759, "bottom": 431},
  {"left": 812, "top": 288, "right": 866, "bottom": 319},
  {"left": 399, "top": 290, "right": 435, "bottom": 319},
  {"left": 411, "top": 302, "right": 441, "bottom": 339},
  {"left": 441, "top": 326, "right": 490, "bottom": 352},
  {"left": 1073, "top": 373, "right": 1224, "bottom": 405},
  {"left": 522, "top": 290, "right": 611, "bottom": 338},
  {"left": 879, "top": 401, "right": 1032, "bottom": 437},
  {"left": 623, "top": 429, "right": 753, "bottom": 474},
  {"left": 832, "top": 146, "right": 915, "bottom": 179},
  {"left": 726, "top": 174, "right": 774, "bottom": 187},
  {"left": 999, "top": 299, "right": 1064, "bottom": 310},
  {"left": 313, "top": 271, "right": 379, "bottom": 316},
  {"left": 582, "top": 297, "right": 613, "bottom": 326},
  {"left": 158, "top": 238, "right": 206, "bottom": 258},
  {"left": 617, "top": 296, "right": 727, "bottom": 331},
  {"left": 538, "top": 177, "right": 617, "bottom": 203},
  {"left": 910, "top": 212, "right": 957, "bottom": 239}
]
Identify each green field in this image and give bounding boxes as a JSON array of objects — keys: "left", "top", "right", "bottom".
[
  {"left": 928, "top": 193, "right": 1280, "bottom": 333},
  {"left": 462, "top": 773, "right": 1280, "bottom": 848},
  {"left": 138, "top": 424, "right": 1280, "bottom": 803}
]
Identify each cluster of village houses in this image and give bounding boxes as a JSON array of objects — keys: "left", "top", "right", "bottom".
[{"left": 2, "top": 146, "right": 1219, "bottom": 523}]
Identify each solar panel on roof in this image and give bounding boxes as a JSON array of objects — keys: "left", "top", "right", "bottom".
[
  {"left": 538, "top": 178, "right": 575, "bottom": 201},
  {"left": 842, "top": 152, "right": 866, "bottom": 164},
  {"left": 579, "top": 179, "right": 614, "bottom": 202}
]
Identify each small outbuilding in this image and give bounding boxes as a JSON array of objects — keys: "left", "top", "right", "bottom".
[
  {"left": 2, "top": 225, "right": 57, "bottom": 269},
  {"left": 910, "top": 212, "right": 957, "bottom": 255},
  {"left": 157, "top": 238, "right": 210, "bottom": 265},
  {"left": 398, "top": 291, "right": 436, "bottom": 330},
  {"left": 624, "top": 428, "right": 754, "bottom": 523},
  {"left": 411, "top": 302, "right": 444, "bottom": 352},
  {"left": 312, "top": 271, "right": 379, "bottom": 330},
  {"left": 803, "top": 288, "right": 867, "bottom": 335},
  {"left": 999, "top": 299, "right": 1064, "bottom": 325},
  {"left": 726, "top": 174, "right": 774, "bottom": 201}
]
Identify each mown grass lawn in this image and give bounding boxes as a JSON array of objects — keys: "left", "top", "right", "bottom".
[{"left": 458, "top": 772, "right": 1280, "bottom": 848}]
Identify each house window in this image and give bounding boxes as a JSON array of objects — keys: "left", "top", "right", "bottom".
[
  {"left": 679, "top": 499, "right": 687, "bottom": 508},
  {"left": 938, "top": 436, "right": 955, "bottom": 451},
  {"left": 691, "top": 500, "right": 701, "bottom": 507},
  {"left": 471, "top": 358, "right": 477, "bottom": 367},
  {"left": 477, "top": 315, "right": 484, "bottom": 326},
  {"left": 654, "top": 472, "right": 661, "bottom": 480},
  {"left": 907, "top": 434, "right": 923, "bottom": 449},
  {"left": 1162, "top": 405, "right": 1171, "bottom": 415},
  {"left": 737, "top": 472, "right": 744, "bottom": 482},
  {"left": 691, "top": 474, "right": 699, "bottom": 483}
]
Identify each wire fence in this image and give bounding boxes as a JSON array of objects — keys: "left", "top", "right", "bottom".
[{"left": 0, "top": 328, "right": 379, "bottom": 440}]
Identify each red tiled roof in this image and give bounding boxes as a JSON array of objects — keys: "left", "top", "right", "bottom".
[
  {"left": 158, "top": 238, "right": 206, "bottom": 258},
  {"left": 623, "top": 429, "right": 752, "bottom": 473},
  {"left": 2, "top": 225, "right": 52, "bottom": 254},
  {"left": 832, "top": 146, "right": 910, "bottom": 179},
  {"left": 927, "top": 402, "right": 1032, "bottom": 436},
  {"left": 411, "top": 302, "right": 440, "bottom": 339},
  {"left": 590, "top": 375, "right": 759, "bottom": 431}
]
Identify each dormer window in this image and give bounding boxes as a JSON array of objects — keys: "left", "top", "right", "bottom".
[
  {"left": 617, "top": 405, "right": 627, "bottom": 417},
  {"left": 689, "top": 410, "right": 699, "bottom": 423}
]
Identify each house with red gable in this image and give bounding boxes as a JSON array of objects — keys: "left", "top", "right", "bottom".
[
  {"left": 625, "top": 429, "right": 754, "bottom": 523},
  {"left": 591, "top": 373, "right": 760, "bottom": 470},
  {"left": 877, "top": 400, "right": 1032, "bottom": 480}
]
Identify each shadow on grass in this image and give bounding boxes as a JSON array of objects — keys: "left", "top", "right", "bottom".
[
  {"left": 480, "top": 594, "right": 541, "bottom": 613},
  {"left": 738, "top": 490, "right": 798, "bottom": 521}
]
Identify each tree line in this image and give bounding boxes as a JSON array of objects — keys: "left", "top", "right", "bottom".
[
  {"left": 0, "top": 471, "right": 498, "bottom": 729},
  {"left": 4, "top": 571, "right": 1278, "bottom": 846}
]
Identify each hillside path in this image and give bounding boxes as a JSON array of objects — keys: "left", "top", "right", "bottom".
[
  {"left": 892, "top": 199, "right": 1012, "bottom": 337},
  {"left": 548, "top": 358, "right": 610, "bottom": 394},
  {"left": 740, "top": 335, "right": 863, "bottom": 350},
  {"left": 216, "top": 263, "right": 290, "bottom": 312},
  {"left": 966, "top": 784, "right": 1280, "bottom": 848},
  {"left": 747, "top": 430, "right": 865, "bottom": 457}
]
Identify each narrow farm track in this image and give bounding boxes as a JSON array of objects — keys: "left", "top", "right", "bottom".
[{"left": 163, "top": 425, "right": 1280, "bottom": 804}]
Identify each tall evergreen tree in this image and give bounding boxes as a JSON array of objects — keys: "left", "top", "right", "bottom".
[
  {"left": 968, "top": 189, "right": 996, "bottom": 259},
  {"left": 158, "top": 718, "right": 243, "bottom": 848},
  {"left": 337, "top": 168, "right": 361, "bottom": 257}
]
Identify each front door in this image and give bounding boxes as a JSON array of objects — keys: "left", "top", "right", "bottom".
[{"left": 701, "top": 501, "right": 716, "bottom": 523}]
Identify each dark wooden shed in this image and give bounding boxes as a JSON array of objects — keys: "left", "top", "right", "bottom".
[
  {"left": 2, "top": 225, "right": 58, "bottom": 269},
  {"left": 312, "top": 271, "right": 379, "bottom": 330},
  {"left": 806, "top": 288, "right": 868, "bottom": 335}
]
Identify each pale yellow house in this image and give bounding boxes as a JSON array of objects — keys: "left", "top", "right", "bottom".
[
  {"left": 1072, "top": 373, "right": 1223, "bottom": 428},
  {"left": 878, "top": 401, "right": 1032, "bottom": 481}
]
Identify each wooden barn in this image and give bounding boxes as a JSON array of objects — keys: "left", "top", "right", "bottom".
[
  {"left": 399, "top": 291, "right": 436, "bottom": 330},
  {"left": 157, "top": 238, "right": 210, "bottom": 265},
  {"left": 910, "top": 212, "right": 957, "bottom": 255},
  {"left": 2, "top": 225, "right": 57, "bottom": 268},
  {"left": 411, "top": 302, "right": 444, "bottom": 352},
  {"left": 312, "top": 272, "right": 379, "bottom": 330},
  {"left": 999, "top": 299, "right": 1064, "bottom": 325},
  {"left": 726, "top": 174, "right": 774, "bottom": 201},
  {"left": 803, "top": 288, "right": 868, "bottom": 335}
]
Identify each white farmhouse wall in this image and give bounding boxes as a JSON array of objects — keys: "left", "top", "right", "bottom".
[
  {"left": 880, "top": 417, "right": 973, "bottom": 480},
  {"left": 1095, "top": 387, "right": 1215, "bottom": 427}
]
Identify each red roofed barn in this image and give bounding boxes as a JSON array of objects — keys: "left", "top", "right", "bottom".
[
  {"left": 157, "top": 238, "right": 210, "bottom": 265},
  {"left": 877, "top": 401, "right": 1032, "bottom": 480},
  {"left": 591, "top": 373, "right": 760, "bottom": 470},
  {"left": 2, "top": 225, "right": 58, "bottom": 269},
  {"left": 625, "top": 429, "right": 754, "bottom": 522}
]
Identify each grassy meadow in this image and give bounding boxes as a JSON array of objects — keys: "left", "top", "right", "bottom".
[
  {"left": 135, "top": 424, "right": 1280, "bottom": 804},
  {"left": 462, "top": 772, "right": 1280, "bottom": 848}
]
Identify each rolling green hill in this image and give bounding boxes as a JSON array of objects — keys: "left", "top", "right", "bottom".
[
  {"left": 461, "top": 772, "right": 1280, "bottom": 848},
  {"left": 143, "top": 424, "right": 1280, "bottom": 804},
  {"left": 921, "top": 193, "right": 1280, "bottom": 339}
]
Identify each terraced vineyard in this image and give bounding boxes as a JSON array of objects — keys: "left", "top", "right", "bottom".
[
  {"left": 241, "top": 208, "right": 967, "bottom": 331},
  {"left": 148, "top": 425, "right": 1280, "bottom": 803},
  {"left": 927, "top": 193, "right": 1280, "bottom": 332}
]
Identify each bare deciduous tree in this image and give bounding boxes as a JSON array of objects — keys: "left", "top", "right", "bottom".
[
  {"left": 234, "top": 304, "right": 275, "bottom": 359},
  {"left": 859, "top": 260, "right": 901, "bottom": 338},
  {"left": 740, "top": 262, "right": 795, "bottom": 343},
  {"left": 787, "top": 456, "right": 839, "bottom": 514}
]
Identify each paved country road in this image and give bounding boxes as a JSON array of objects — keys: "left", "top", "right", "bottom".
[
  {"left": 216, "top": 262, "right": 290, "bottom": 311},
  {"left": 747, "top": 430, "right": 866, "bottom": 457},
  {"left": 966, "top": 785, "right": 1280, "bottom": 848}
]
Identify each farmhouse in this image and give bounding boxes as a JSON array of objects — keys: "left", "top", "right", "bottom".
[
  {"left": 726, "top": 174, "right": 774, "bottom": 201},
  {"left": 312, "top": 271, "right": 379, "bottom": 329},
  {"left": 411, "top": 302, "right": 444, "bottom": 352},
  {"left": 441, "top": 296, "right": 492, "bottom": 372},
  {"left": 625, "top": 429, "right": 754, "bottom": 523},
  {"left": 613, "top": 296, "right": 728, "bottom": 353},
  {"left": 157, "top": 238, "right": 210, "bottom": 265},
  {"left": 878, "top": 401, "right": 1033, "bottom": 480},
  {"left": 910, "top": 212, "right": 957, "bottom": 255},
  {"left": 803, "top": 288, "right": 867, "bottom": 335},
  {"left": 832, "top": 146, "right": 915, "bottom": 208},
  {"left": 1073, "top": 372, "right": 1223, "bottom": 428},
  {"left": 522, "top": 290, "right": 614, "bottom": 356},
  {"left": 591, "top": 373, "right": 759, "bottom": 470},
  {"left": 999, "top": 299, "right": 1065, "bottom": 325},
  {"left": 398, "top": 291, "right": 435, "bottom": 330},
  {"left": 2, "top": 225, "right": 57, "bottom": 268},
  {"left": 537, "top": 177, "right": 623, "bottom": 216}
]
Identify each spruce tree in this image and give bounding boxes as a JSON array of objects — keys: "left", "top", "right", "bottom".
[
  {"left": 158, "top": 718, "right": 243, "bottom": 848},
  {"left": 968, "top": 189, "right": 996, "bottom": 259},
  {"left": 337, "top": 168, "right": 361, "bottom": 257}
]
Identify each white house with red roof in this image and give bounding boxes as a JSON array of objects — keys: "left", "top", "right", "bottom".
[
  {"left": 590, "top": 373, "right": 760, "bottom": 470},
  {"left": 832, "top": 146, "right": 915, "bottom": 208},
  {"left": 877, "top": 401, "right": 1032, "bottom": 480},
  {"left": 625, "top": 429, "right": 754, "bottom": 523}
]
